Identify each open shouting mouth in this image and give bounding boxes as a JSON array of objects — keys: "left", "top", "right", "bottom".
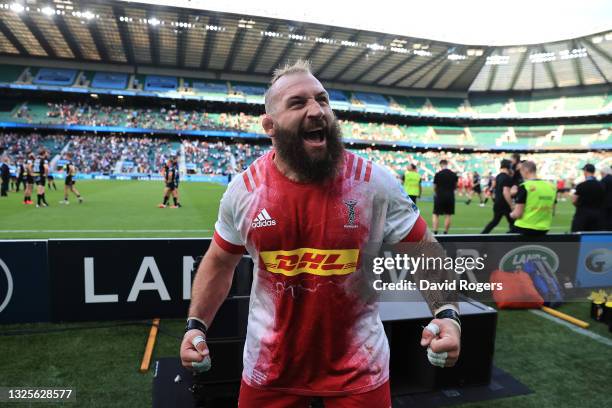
[{"left": 302, "top": 128, "right": 327, "bottom": 148}]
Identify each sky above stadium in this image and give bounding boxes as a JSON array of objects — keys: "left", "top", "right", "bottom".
[{"left": 123, "top": 0, "right": 612, "bottom": 45}]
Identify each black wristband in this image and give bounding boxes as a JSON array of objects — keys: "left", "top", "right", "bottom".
[
  {"left": 185, "top": 318, "right": 208, "bottom": 335},
  {"left": 435, "top": 309, "right": 461, "bottom": 328}
]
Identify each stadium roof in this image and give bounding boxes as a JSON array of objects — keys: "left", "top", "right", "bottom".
[
  {"left": 0, "top": 0, "right": 610, "bottom": 93},
  {"left": 129, "top": 0, "right": 612, "bottom": 47}
]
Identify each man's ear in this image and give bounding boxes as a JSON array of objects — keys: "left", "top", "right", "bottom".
[{"left": 262, "top": 114, "right": 275, "bottom": 138}]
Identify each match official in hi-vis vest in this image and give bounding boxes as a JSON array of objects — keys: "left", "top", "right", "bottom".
[
  {"left": 509, "top": 161, "right": 556, "bottom": 236},
  {"left": 403, "top": 163, "right": 421, "bottom": 203}
]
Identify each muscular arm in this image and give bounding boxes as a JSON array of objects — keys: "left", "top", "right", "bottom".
[
  {"left": 409, "top": 226, "right": 461, "bottom": 367},
  {"left": 188, "top": 240, "right": 243, "bottom": 327},
  {"left": 410, "top": 227, "right": 458, "bottom": 314}
]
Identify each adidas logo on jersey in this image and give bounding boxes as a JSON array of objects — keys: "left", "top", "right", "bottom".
[{"left": 251, "top": 208, "right": 276, "bottom": 228}]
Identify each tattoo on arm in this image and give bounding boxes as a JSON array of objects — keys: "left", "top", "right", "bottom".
[{"left": 411, "top": 228, "right": 458, "bottom": 313}]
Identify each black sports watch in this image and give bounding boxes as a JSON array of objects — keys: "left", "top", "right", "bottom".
[
  {"left": 435, "top": 309, "right": 461, "bottom": 328},
  {"left": 185, "top": 318, "right": 208, "bottom": 335}
]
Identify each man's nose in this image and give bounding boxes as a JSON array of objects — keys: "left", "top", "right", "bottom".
[{"left": 306, "top": 99, "right": 324, "bottom": 119}]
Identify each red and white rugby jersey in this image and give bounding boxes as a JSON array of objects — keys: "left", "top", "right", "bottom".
[{"left": 214, "top": 150, "right": 426, "bottom": 396}]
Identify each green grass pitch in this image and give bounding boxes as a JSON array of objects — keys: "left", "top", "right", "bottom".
[
  {"left": 0, "top": 180, "right": 609, "bottom": 407},
  {"left": 0, "top": 180, "right": 576, "bottom": 239}
]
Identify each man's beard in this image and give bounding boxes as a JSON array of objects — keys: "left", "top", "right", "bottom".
[{"left": 273, "top": 119, "right": 344, "bottom": 183}]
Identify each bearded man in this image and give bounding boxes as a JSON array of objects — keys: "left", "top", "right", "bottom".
[{"left": 180, "top": 60, "right": 461, "bottom": 407}]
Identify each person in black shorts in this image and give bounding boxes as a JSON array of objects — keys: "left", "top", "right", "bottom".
[
  {"left": 23, "top": 153, "right": 35, "bottom": 205},
  {"left": 433, "top": 159, "right": 458, "bottom": 234},
  {"left": 159, "top": 158, "right": 181, "bottom": 208},
  {"left": 571, "top": 163, "right": 605, "bottom": 231},
  {"left": 33, "top": 149, "right": 50, "bottom": 207},
  {"left": 465, "top": 171, "right": 484, "bottom": 206},
  {"left": 59, "top": 152, "right": 83, "bottom": 204},
  {"left": 171, "top": 158, "right": 182, "bottom": 207},
  {"left": 481, "top": 159, "right": 514, "bottom": 234}
]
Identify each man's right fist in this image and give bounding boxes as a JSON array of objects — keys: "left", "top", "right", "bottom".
[{"left": 180, "top": 329, "right": 211, "bottom": 372}]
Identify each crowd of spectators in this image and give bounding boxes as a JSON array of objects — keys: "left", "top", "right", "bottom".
[
  {"left": 182, "top": 140, "right": 266, "bottom": 175},
  {"left": 1, "top": 133, "right": 609, "bottom": 188},
  {"left": 5, "top": 102, "right": 608, "bottom": 148},
  {"left": 0, "top": 132, "right": 68, "bottom": 160}
]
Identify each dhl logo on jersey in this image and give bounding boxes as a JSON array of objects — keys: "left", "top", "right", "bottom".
[{"left": 260, "top": 248, "right": 360, "bottom": 277}]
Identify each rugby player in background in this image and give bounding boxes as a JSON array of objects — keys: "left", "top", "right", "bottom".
[
  {"left": 23, "top": 153, "right": 35, "bottom": 205},
  {"left": 180, "top": 60, "right": 462, "bottom": 407},
  {"left": 33, "top": 149, "right": 50, "bottom": 207},
  {"left": 59, "top": 152, "right": 83, "bottom": 204},
  {"left": 170, "top": 157, "right": 182, "bottom": 208},
  {"left": 465, "top": 171, "right": 485, "bottom": 206},
  {"left": 159, "top": 158, "right": 181, "bottom": 208}
]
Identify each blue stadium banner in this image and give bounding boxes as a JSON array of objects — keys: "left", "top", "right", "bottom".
[
  {"left": 0, "top": 240, "right": 50, "bottom": 323},
  {"left": 575, "top": 234, "right": 612, "bottom": 288},
  {"left": 48, "top": 239, "right": 212, "bottom": 321}
]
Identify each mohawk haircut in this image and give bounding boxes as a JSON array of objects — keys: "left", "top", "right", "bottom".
[{"left": 264, "top": 59, "right": 313, "bottom": 113}]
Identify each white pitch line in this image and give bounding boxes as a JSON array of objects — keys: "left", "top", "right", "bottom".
[
  {"left": 0, "top": 229, "right": 214, "bottom": 233},
  {"left": 530, "top": 309, "right": 612, "bottom": 347}
]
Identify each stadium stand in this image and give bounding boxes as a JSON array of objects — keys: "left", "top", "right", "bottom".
[
  {"left": 469, "top": 96, "right": 507, "bottom": 114},
  {"left": 33, "top": 68, "right": 77, "bottom": 86},
  {"left": 1, "top": 65, "right": 610, "bottom": 118},
  {"left": 144, "top": 75, "right": 178, "bottom": 92},
  {"left": 352, "top": 92, "right": 389, "bottom": 112},
  {"left": 428, "top": 97, "right": 464, "bottom": 113},
  {"left": 91, "top": 72, "right": 129, "bottom": 90},
  {"left": 328, "top": 89, "right": 351, "bottom": 110},
  {"left": 191, "top": 81, "right": 229, "bottom": 98},
  {"left": 2, "top": 132, "right": 609, "bottom": 183},
  {"left": 0, "top": 65, "right": 25, "bottom": 83},
  {"left": 231, "top": 83, "right": 266, "bottom": 96},
  {"left": 1, "top": 101, "right": 609, "bottom": 149}
]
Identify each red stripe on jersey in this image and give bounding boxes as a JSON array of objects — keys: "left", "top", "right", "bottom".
[
  {"left": 243, "top": 173, "right": 253, "bottom": 192},
  {"left": 400, "top": 216, "right": 427, "bottom": 242},
  {"left": 364, "top": 161, "right": 372, "bottom": 182},
  {"left": 354, "top": 157, "right": 364, "bottom": 181},
  {"left": 256, "top": 159, "right": 264, "bottom": 181},
  {"left": 344, "top": 153, "right": 355, "bottom": 179},
  {"left": 213, "top": 231, "right": 246, "bottom": 254},
  {"left": 251, "top": 164, "right": 260, "bottom": 187}
]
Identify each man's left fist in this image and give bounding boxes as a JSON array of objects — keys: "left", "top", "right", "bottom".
[{"left": 420, "top": 318, "right": 461, "bottom": 367}]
